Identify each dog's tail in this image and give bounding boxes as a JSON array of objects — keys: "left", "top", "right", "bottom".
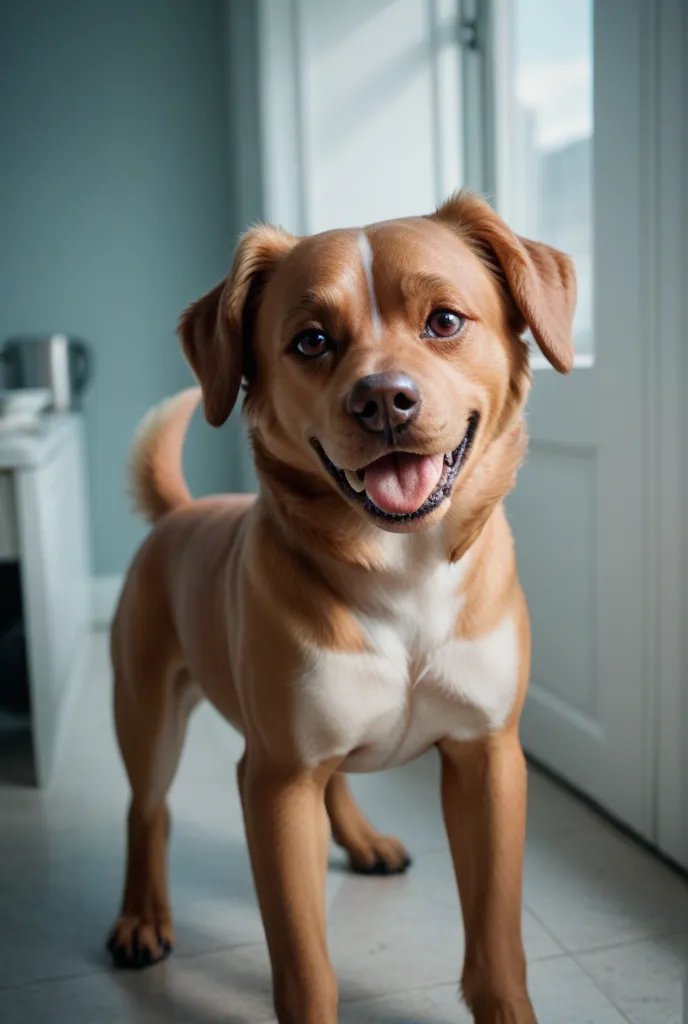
[{"left": 128, "top": 387, "right": 202, "bottom": 523}]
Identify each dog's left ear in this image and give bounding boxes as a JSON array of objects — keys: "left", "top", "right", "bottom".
[
  {"left": 178, "top": 224, "right": 297, "bottom": 426},
  {"left": 433, "top": 191, "right": 577, "bottom": 373}
]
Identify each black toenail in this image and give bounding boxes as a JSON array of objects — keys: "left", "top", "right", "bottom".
[
  {"left": 352, "top": 857, "right": 394, "bottom": 876},
  {"left": 351, "top": 853, "right": 413, "bottom": 876},
  {"left": 110, "top": 944, "right": 131, "bottom": 968}
]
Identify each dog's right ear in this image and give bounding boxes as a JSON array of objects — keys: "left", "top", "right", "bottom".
[{"left": 178, "top": 225, "right": 297, "bottom": 427}]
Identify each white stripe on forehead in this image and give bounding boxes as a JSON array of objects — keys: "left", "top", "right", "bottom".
[{"left": 357, "top": 232, "right": 382, "bottom": 337}]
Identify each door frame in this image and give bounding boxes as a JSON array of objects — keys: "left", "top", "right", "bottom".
[{"left": 650, "top": 0, "right": 687, "bottom": 870}]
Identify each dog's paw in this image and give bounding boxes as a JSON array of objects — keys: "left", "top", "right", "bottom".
[
  {"left": 107, "top": 915, "right": 174, "bottom": 969},
  {"left": 348, "top": 833, "right": 411, "bottom": 876}
]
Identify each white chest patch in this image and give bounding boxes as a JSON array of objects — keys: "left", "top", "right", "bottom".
[{"left": 294, "top": 534, "right": 520, "bottom": 771}]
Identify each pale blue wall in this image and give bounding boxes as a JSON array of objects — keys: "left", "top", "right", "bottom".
[{"left": 0, "top": 0, "right": 239, "bottom": 574}]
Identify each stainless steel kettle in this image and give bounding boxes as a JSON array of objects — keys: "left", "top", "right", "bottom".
[{"left": 0, "top": 335, "right": 93, "bottom": 411}]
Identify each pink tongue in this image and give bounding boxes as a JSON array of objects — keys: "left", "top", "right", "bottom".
[{"left": 364, "top": 452, "right": 444, "bottom": 515}]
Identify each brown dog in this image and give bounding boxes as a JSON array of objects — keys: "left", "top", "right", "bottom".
[{"left": 107, "top": 191, "right": 575, "bottom": 1024}]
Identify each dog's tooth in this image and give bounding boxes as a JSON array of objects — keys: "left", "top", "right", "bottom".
[{"left": 345, "top": 470, "right": 366, "bottom": 493}]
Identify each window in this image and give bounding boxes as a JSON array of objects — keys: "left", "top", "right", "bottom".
[{"left": 503, "top": 0, "right": 594, "bottom": 359}]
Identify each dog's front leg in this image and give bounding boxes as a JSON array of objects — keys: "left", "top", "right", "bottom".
[
  {"left": 439, "top": 732, "right": 537, "bottom": 1024},
  {"left": 238, "top": 752, "right": 339, "bottom": 1024}
]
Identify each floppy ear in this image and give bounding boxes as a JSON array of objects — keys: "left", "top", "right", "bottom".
[
  {"left": 433, "top": 191, "right": 577, "bottom": 373},
  {"left": 178, "top": 224, "right": 297, "bottom": 426}
]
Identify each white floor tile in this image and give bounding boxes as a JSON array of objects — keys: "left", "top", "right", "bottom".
[
  {"left": 526, "top": 768, "right": 603, "bottom": 839},
  {"left": 577, "top": 932, "right": 688, "bottom": 1024},
  {"left": 523, "top": 820, "right": 688, "bottom": 953}
]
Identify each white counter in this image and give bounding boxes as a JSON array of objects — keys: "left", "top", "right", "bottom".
[{"left": 0, "top": 414, "right": 92, "bottom": 786}]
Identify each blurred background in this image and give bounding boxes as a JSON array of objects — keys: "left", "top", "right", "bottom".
[{"left": 0, "top": 1, "right": 686, "bottom": 1019}]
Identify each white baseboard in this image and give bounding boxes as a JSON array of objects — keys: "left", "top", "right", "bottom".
[{"left": 92, "top": 574, "right": 123, "bottom": 628}]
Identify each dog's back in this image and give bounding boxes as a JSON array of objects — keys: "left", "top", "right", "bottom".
[{"left": 112, "top": 387, "right": 253, "bottom": 731}]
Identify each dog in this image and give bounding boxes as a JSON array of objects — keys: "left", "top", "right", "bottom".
[{"left": 107, "top": 190, "right": 575, "bottom": 1024}]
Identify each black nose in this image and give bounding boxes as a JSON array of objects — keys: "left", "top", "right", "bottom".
[{"left": 346, "top": 372, "right": 421, "bottom": 434}]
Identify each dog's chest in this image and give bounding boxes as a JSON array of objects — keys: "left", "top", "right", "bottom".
[{"left": 295, "top": 542, "right": 520, "bottom": 771}]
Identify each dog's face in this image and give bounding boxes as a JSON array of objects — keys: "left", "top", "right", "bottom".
[{"left": 180, "top": 193, "right": 576, "bottom": 537}]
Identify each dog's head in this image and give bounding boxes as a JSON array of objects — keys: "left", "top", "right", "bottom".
[{"left": 179, "top": 192, "right": 575, "bottom": 544}]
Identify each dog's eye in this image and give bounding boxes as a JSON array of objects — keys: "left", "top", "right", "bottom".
[
  {"left": 293, "top": 329, "right": 332, "bottom": 359},
  {"left": 425, "top": 309, "right": 465, "bottom": 339}
]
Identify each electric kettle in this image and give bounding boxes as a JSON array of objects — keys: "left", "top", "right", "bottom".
[{"left": 0, "top": 335, "right": 94, "bottom": 411}]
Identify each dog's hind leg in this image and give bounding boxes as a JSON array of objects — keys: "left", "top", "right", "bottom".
[
  {"left": 325, "top": 773, "right": 411, "bottom": 875},
  {"left": 107, "top": 616, "right": 199, "bottom": 969}
]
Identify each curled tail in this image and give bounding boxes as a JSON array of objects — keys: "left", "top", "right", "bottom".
[{"left": 128, "top": 387, "right": 202, "bottom": 523}]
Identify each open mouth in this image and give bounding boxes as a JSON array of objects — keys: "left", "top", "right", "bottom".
[{"left": 313, "top": 414, "right": 479, "bottom": 523}]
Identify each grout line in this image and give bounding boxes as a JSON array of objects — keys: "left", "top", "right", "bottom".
[
  {"left": 527, "top": 950, "right": 573, "bottom": 965},
  {"left": 522, "top": 901, "right": 688, "bottom": 962},
  {"left": 337, "top": 954, "right": 576, "bottom": 1009},
  {"left": 521, "top": 896, "right": 688, "bottom": 960},
  {"left": 566, "top": 926, "right": 688, "bottom": 960},
  {"left": 570, "top": 952, "right": 636, "bottom": 1024},
  {"left": 0, "top": 966, "right": 111, "bottom": 994},
  {"left": 0, "top": 938, "right": 269, "bottom": 994},
  {"left": 517, "top": 914, "right": 638, "bottom": 1024},
  {"left": 522, "top": 904, "right": 567, "bottom": 957},
  {"left": 0, "top": 935, "right": 586, "bottom": 1000},
  {"left": 339, "top": 978, "right": 462, "bottom": 1006}
]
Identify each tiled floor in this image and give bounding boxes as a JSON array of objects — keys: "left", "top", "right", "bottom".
[{"left": 0, "top": 634, "right": 686, "bottom": 1023}]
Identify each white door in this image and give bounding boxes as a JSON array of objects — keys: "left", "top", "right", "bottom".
[{"left": 488, "top": 0, "right": 656, "bottom": 837}]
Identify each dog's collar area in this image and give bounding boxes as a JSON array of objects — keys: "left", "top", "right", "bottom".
[{"left": 312, "top": 413, "right": 479, "bottom": 523}]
